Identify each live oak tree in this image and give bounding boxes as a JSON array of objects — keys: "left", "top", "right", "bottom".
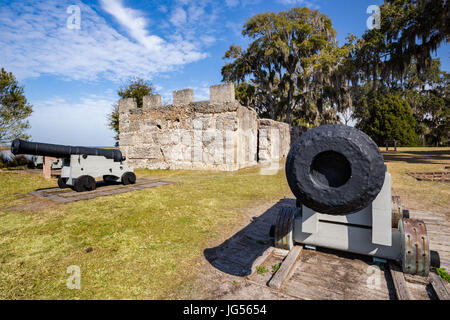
[
  {"left": 0, "top": 68, "right": 33, "bottom": 144},
  {"left": 350, "top": 0, "right": 449, "bottom": 89},
  {"left": 222, "top": 7, "right": 348, "bottom": 126},
  {"left": 346, "top": 1, "right": 449, "bottom": 146},
  {"left": 108, "top": 77, "right": 154, "bottom": 144},
  {"left": 383, "top": 0, "right": 449, "bottom": 74},
  {"left": 221, "top": 2, "right": 448, "bottom": 139}
]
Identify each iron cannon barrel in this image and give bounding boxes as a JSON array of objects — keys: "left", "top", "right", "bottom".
[
  {"left": 11, "top": 139, "right": 124, "bottom": 162},
  {"left": 286, "top": 124, "right": 386, "bottom": 215}
]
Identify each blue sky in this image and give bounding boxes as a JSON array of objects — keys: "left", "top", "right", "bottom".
[{"left": 1, "top": 0, "right": 448, "bottom": 146}]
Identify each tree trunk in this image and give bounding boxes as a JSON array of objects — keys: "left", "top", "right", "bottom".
[
  {"left": 286, "top": 85, "right": 295, "bottom": 124},
  {"left": 372, "top": 68, "right": 378, "bottom": 91},
  {"left": 286, "top": 107, "right": 291, "bottom": 124}
]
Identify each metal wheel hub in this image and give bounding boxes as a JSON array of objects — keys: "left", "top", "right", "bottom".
[{"left": 399, "top": 218, "right": 430, "bottom": 276}]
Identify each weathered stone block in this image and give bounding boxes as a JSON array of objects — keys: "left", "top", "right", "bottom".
[
  {"left": 129, "top": 145, "right": 162, "bottom": 159},
  {"left": 119, "top": 132, "right": 136, "bottom": 146},
  {"left": 173, "top": 89, "right": 194, "bottom": 106},
  {"left": 143, "top": 94, "right": 162, "bottom": 109},
  {"left": 210, "top": 83, "right": 235, "bottom": 104},
  {"left": 118, "top": 98, "right": 136, "bottom": 114},
  {"left": 258, "top": 118, "right": 290, "bottom": 163}
]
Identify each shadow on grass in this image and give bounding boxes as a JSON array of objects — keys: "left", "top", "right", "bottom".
[
  {"left": 33, "top": 179, "right": 122, "bottom": 192},
  {"left": 204, "top": 198, "right": 291, "bottom": 277},
  {"left": 382, "top": 150, "right": 450, "bottom": 165}
]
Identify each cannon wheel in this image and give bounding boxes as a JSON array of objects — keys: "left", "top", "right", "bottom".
[
  {"left": 274, "top": 207, "right": 300, "bottom": 250},
  {"left": 121, "top": 172, "right": 136, "bottom": 185},
  {"left": 74, "top": 175, "right": 96, "bottom": 192},
  {"left": 58, "top": 177, "right": 69, "bottom": 189}
]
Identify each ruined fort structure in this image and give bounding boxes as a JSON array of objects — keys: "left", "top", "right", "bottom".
[{"left": 118, "top": 83, "right": 302, "bottom": 171}]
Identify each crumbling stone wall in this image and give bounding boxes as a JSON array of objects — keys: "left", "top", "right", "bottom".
[
  {"left": 119, "top": 83, "right": 303, "bottom": 171},
  {"left": 258, "top": 119, "right": 291, "bottom": 164},
  {"left": 119, "top": 83, "right": 258, "bottom": 170}
]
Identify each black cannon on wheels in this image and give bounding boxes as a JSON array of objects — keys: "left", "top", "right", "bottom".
[
  {"left": 272, "top": 124, "right": 439, "bottom": 276},
  {"left": 11, "top": 139, "right": 136, "bottom": 192}
]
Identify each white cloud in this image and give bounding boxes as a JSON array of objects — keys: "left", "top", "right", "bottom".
[
  {"left": 100, "top": 0, "right": 163, "bottom": 50},
  {"left": 187, "top": 4, "right": 205, "bottom": 22},
  {"left": 28, "top": 94, "right": 118, "bottom": 146},
  {"left": 192, "top": 86, "right": 211, "bottom": 101},
  {"left": 0, "top": 0, "right": 207, "bottom": 81},
  {"left": 225, "top": 0, "right": 240, "bottom": 7},
  {"left": 226, "top": 21, "right": 244, "bottom": 38},
  {"left": 158, "top": 5, "right": 168, "bottom": 13},
  {"left": 200, "top": 35, "right": 216, "bottom": 46},
  {"left": 170, "top": 7, "right": 187, "bottom": 27},
  {"left": 165, "top": 1, "right": 219, "bottom": 44}
]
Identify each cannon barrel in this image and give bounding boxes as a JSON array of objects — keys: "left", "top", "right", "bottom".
[
  {"left": 286, "top": 124, "right": 386, "bottom": 215},
  {"left": 11, "top": 139, "right": 125, "bottom": 162}
]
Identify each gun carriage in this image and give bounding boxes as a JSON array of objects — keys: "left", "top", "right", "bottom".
[
  {"left": 11, "top": 139, "right": 136, "bottom": 192},
  {"left": 272, "top": 125, "right": 439, "bottom": 276},
  {"left": 27, "top": 155, "right": 63, "bottom": 170}
]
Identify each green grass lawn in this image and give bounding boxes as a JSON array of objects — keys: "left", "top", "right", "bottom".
[
  {"left": 1, "top": 147, "right": 448, "bottom": 299},
  {"left": 0, "top": 167, "right": 290, "bottom": 299},
  {"left": 382, "top": 147, "right": 450, "bottom": 214}
]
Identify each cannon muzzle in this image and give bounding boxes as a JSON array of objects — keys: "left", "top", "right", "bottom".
[
  {"left": 11, "top": 139, "right": 125, "bottom": 162},
  {"left": 286, "top": 124, "right": 386, "bottom": 215}
]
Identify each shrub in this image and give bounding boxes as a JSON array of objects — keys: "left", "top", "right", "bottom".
[
  {"left": 356, "top": 92, "right": 419, "bottom": 146},
  {"left": 0, "top": 151, "right": 30, "bottom": 168}
]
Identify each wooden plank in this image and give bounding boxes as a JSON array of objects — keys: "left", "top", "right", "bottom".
[
  {"left": 282, "top": 250, "right": 392, "bottom": 300},
  {"left": 409, "top": 212, "right": 447, "bottom": 221},
  {"left": 273, "top": 248, "right": 289, "bottom": 257},
  {"left": 268, "top": 245, "right": 303, "bottom": 290},
  {"left": 248, "top": 248, "right": 285, "bottom": 286},
  {"left": 429, "top": 272, "right": 450, "bottom": 300},
  {"left": 29, "top": 180, "right": 175, "bottom": 203},
  {"left": 403, "top": 275, "right": 432, "bottom": 300},
  {"left": 388, "top": 261, "right": 412, "bottom": 300}
]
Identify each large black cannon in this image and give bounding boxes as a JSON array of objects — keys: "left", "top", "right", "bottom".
[
  {"left": 11, "top": 139, "right": 135, "bottom": 192},
  {"left": 285, "top": 124, "right": 386, "bottom": 215},
  {"left": 272, "top": 124, "right": 437, "bottom": 276},
  {"left": 11, "top": 139, "right": 125, "bottom": 163}
]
